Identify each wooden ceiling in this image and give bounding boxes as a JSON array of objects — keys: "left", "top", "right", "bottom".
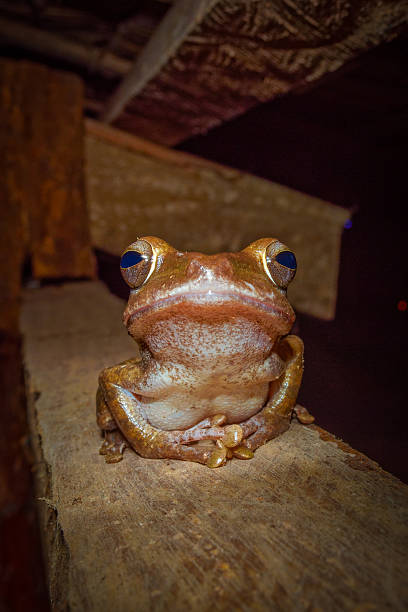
[{"left": 0, "top": 0, "right": 407, "bottom": 146}]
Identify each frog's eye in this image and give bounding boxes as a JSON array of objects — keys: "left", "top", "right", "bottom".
[
  {"left": 120, "top": 239, "right": 155, "bottom": 288},
  {"left": 264, "top": 241, "right": 297, "bottom": 289}
]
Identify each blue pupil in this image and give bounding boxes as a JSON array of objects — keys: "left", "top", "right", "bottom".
[
  {"left": 120, "top": 250, "right": 144, "bottom": 268},
  {"left": 275, "top": 251, "right": 296, "bottom": 270}
]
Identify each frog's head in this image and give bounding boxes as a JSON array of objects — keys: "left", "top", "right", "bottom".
[{"left": 120, "top": 237, "right": 297, "bottom": 351}]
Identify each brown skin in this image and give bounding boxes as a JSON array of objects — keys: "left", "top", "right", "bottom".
[{"left": 97, "top": 237, "right": 313, "bottom": 468}]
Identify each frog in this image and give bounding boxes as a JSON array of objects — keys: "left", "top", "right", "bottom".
[{"left": 96, "top": 236, "right": 314, "bottom": 468}]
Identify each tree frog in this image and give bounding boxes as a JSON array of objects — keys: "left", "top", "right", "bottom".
[{"left": 96, "top": 237, "right": 313, "bottom": 468}]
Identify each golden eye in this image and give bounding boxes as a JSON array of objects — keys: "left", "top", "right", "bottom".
[
  {"left": 264, "top": 242, "right": 297, "bottom": 289},
  {"left": 120, "top": 239, "right": 155, "bottom": 288}
]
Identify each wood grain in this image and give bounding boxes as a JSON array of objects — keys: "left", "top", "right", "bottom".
[
  {"left": 22, "top": 281, "right": 408, "bottom": 611},
  {"left": 102, "top": 0, "right": 219, "bottom": 123},
  {"left": 113, "top": 0, "right": 408, "bottom": 145}
]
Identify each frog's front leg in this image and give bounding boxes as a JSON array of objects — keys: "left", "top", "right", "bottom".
[
  {"left": 239, "top": 335, "right": 308, "bottom": 451},
  {"left": 97, "top": 360, "right": 225, "bottom": 465},
  {"left": 97, "top": 384, "right": 129, "bottom": 463}
]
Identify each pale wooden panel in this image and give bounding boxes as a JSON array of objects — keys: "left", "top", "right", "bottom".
[
  {"left": 85, "top": 120, "right": 348, "bottom": 319},
  {"left": 22, "top": 282, "right": 408, "bottom": 611}
]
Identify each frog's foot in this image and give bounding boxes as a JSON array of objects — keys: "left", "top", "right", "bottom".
[
  {"left": 163, "top": 418, "right": 250, "bottom": 468},
  {"left": 206, "top": 436, "right": 255, "bottom": 468},
  {"left": 176, "top": 414, "right": 227, "bottom": 444},
  {"left": 293, "top": 405, "right": 315, "bottom": 424},
  {"left": 99, "top": 430, "right": 128, "bottom": 464},
  {"left": 239, "top": 412, "right": 291, "bottom": 452},
  {"left": 164, "top": 443, "right": 213, "bottom": 465},
  {"left": 202, "top": 424, "right": 255, "bottom": 468}
]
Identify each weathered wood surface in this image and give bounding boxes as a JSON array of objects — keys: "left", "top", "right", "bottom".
[
  {"left": 86, "top": 119, "right": 348, "bottom": 320},
  {"left": 22, "top": 281, "right": 408, "bottom": 611},
  {"left": 111, "top": 0, "right": 408, "bottom": 145}
]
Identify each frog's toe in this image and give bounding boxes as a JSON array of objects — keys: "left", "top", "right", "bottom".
[
  {"left": 222, "top": 424, "right": 243, "bottom": 448},
  {"left": 104, "top": 450, "right": 125, "bottom": 464},
  {"left": 293, "top": 405, "right": 315, "bottom": 424},
  {"left": 242, "top": 417, "right": 290, "bottom": 451},
  {"left": 99, "top": 430, "right": 127, "bottom": 463},
  {"left": 206, "top": 445, "right": 227, "bottom": 468},
  {"left": 170, "top": 443, "right": 212, "bottom": 465},
  {"left": 232, "top": 446, "right": 254, "bottom": 460}
]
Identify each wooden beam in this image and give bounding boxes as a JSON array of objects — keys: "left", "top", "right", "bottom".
[
  {"left": 0, "top": 16, "right": 132, "bottom": 76},
  {"left": 23, "top": 281, "right": 408, "bottom": 610},
  {"left": 101, "top": 0, "right": 219, "bottom": 123},
  {"left": 108, "top": 0, "right": 408, "bottom": 145}
]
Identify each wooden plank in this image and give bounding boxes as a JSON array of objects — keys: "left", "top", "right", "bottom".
[
  {"left": 111, "top": 0, "right": 408, "bottom": 145},
  {"left": 101, "top": 0, "right": 219, "bottom": 123},
  {"left": 85, "top": 119, "right": 348, "bottom": 320},
  {"left": 22, "top": 281, "right": 408, "bottom": 611}
]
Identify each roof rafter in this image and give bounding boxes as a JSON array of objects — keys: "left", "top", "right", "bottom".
[
  {"left": 100, "top": 0, "right": 219, "bottom": 124},
  {"left": 0, "top": 15, "right": 132, "bottom": 76}
]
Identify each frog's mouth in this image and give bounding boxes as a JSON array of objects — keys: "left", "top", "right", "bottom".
[{"left": 125, "top": 290, "right": 293, "bottom": 326}]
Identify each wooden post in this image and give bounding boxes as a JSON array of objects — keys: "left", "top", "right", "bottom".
[
  {"left": 0, "top": 60, "right": 27, "bottom": 333},
  {"left": 0, "top": 59, "right": 95, "bottom": 607},
  {"left": 22, "top": 281, "right": 408, "bottom": 611},
  {"left": 0, "top": 59, "right": 95, "bottom": 287}
]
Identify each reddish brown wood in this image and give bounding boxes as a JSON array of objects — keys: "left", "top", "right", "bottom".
[
  {"left": 21, "top": 61, "right": 95, "bottom": 279},
  {"left": 0, "top": 58, "right": 94, "bottom": 611},
  {"left": 0, "top": 59, "right": 95, "bottom": 284},
  {"left": 0, "top": 334, "right": 50, "bottom": 612},
  {"left": 0, "top": 60, "right": 26, "bottom": 334}
]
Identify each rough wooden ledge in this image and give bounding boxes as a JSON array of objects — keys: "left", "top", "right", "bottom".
[{"left": 21, "top": 282, "right": 408, "bottom": 611}]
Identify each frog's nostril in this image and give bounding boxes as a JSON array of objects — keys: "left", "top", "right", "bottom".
[
  {"left": 185, "top": 258, "right": 206, "bottom": 279},
  {"left": 214, "top": 256, "right": 234, "bottom": 277}
]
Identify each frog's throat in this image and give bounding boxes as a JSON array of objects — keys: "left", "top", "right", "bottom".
[{"left": 125, "top": 291, "right": 293, "bottom": 325}]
